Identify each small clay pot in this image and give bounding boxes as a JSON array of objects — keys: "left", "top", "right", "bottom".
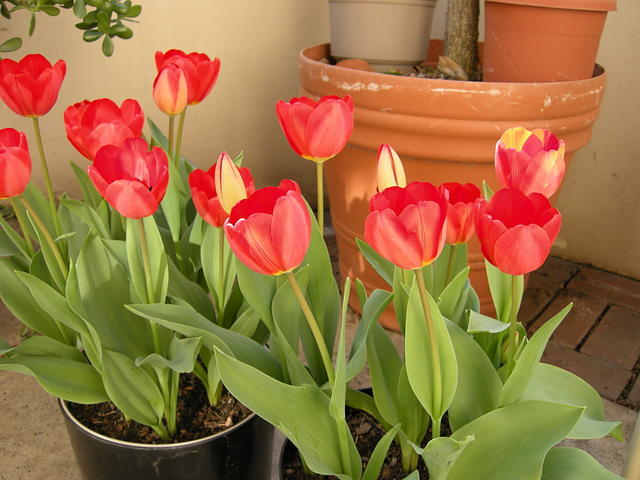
[
  {"left": 298, "top": 41, "right": 608, "bottom": 330},
  {"left": 59, "top": 399, "right": 274, "bottom": 480},
  {"left": 483, "top": 0, "right": 617, "bottom": 82}
]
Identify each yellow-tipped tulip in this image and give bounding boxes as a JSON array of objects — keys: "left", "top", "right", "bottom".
[
  {"left": 376, "top": 144, "right": 406, "bottom": 191},
  {"left": 215, "top": 152, "right": 248, "bottom": 214},
  {"left": 152, "top": 64, "right": 188, "bottom": 116}
]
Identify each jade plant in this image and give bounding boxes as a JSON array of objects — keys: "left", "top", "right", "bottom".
[{"left": 0, "top": 0, "right": 141, "bottom": 57}]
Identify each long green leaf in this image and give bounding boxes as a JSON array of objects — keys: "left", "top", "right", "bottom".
[
  {"left": 521, "top": 363, "right": 623, "bottom": 441},
  {"left": 500, "top": 303, "right": 572, "bottom": 406},
  {"left": 405, "top": 281, "right": 458, "bottom": 425},
  {"left": 362, "top": 424, "right": 401, "bottom": 480},
  {"left": 541, "top": 447, "right": 623, "bottom": 480},
  {"left": 126, "top": 217, "right": 169, "bottom": 304},
  {"left": 356, "top": 238, "right": 394, "bottom": 286},
  {"left": 167, "top": 257, "right": 214, "bottom": 319},
  {"left": 367, "top": 322, "right": 402, "bottom": 426}
]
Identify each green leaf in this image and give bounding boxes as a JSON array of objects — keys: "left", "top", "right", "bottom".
[
  {"left": 101, "top": 34, "right": 114, "bottom": 57},
  {"left": 126, "top": 303, "right": 281, "bottom": 380},
  {"left": 148, "top": 118, "right": 168, "bottom": 151},
  {"left": 126, "top": 4, "right": 142, "bottom": 17},
  {"left": 167, "top": 258, "right": 214, "bottom": 319},
  {"left": 541, "top": 447, "right": 623, "bottom": 480},
  {"left": 234, "top": 257, "right": 277, "bottom": 333},
  {"left": 26, "top": 210, "right": 66, "bottom": 292},
  {"left": 500, "top": 303, "right": 572, "bottom": 406},
  {"left": 485, "top": 262, "right": 523, "bottom": 323},
  {"left": 405, "top": 280, "right": 458, "bottom": 425},
  {"left": 0, "top": 213, "right": 29, "bottom": 259},
  {"left": 521, "top": 363, "right": 623, "bottom": 441},
  {"left": 367, "top": 321, "right": 402, "bottom": 426},
  {"left": 215, "top": 348, "right": 350, "bottom": 477},
  {"left": 0, "top": 258, "right": 65, "bottom": 342},
  {"left": 272, "top": 266, "right": 309, "bottom": 352},
  {"left": 357, "top": 238, "right": 394, "bottom": 286},
  {"left": 161, "top": 161, "right": 186, "bottom": 243},
  {"left": 416, "top": 435, "right": 474, "bottom": 480},
  {"left": 0, "top": 354, "right": 107, "bottom": 404},
  {"left": 0, "top": 36, "right": 22, "bottom": 53},
  {"left": 446, "top": 319, "right": 502, "bottom": 430},
  {"left": 362, "top": 424, "right": 401, "bottom": 480},
  {"left": 102, "top": 349, "right": 164, "bottom": 428},
  {"left": 60, "top": 197, "right": 109, "bottom": 238},
  {"left": 40, "top": 6, "right": 60, "bottom": 16},
  {"left": 28, "top": 12, "right": 36, "bottom": 36},
  {"left": 346, "top": 289, "right": 393, "bottom": 381},
  {"left": 82, "top": 29, "right": 102, "bottom": 42},
  {"left": 20, "top": 183, "right": 55, "bottom": 238},
  {"left": 467, "top": 311, "right": 510, "bottom": 334},
  {"left": 73, "top": 0, "right": 87, "bottom": 17},
  {"left": 392, "top": 267, "right": 410, "bottom": 334},
  {"left": 229, "top": 306, "right": 260, "bottom": 338},
  {"left": 201, "top": 223, "right": 235, "bottom": 317},
  {"left": 126, "top": 217, "right": 169, "bottom": 304},
  {"left": 136, "top": 336, "right": 201, "bottom": 373},
  {"left": 6, "top": 335, "right": 83, "bottom": 362},
  {"left": 482, "top": 181, "right": 494, "bottom": 200},
  {"left": 70, "top": 162, "right": 102, "bottom": 207},
  {"left": 437, "top": 266, "right": 470, "bottom": 322},
  {"left": 423, "top": 401, "right": 584, "bottom": 480},
  {"left": 402, "top": 472, "right": 420, "bottom": 480}
]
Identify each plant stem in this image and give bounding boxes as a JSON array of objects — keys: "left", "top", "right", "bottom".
[
  {"left": 316, "top": 162, "right": 324, "bottom": 235},
  {"left": 217, "top": 226, "right": 226, "bottom": 320},
  {"left": 32, "top": 117, "right": 61, "bottom": 237},
  {"left": 168, "top": 115, "right": 175, "bottom": 161},
  {"left": 285, "top": 270, "right": 335, "bottom": 387},
  {"left": 507, "top": 274, "right": 521, "bottom": 372},
  {"left": 415, "top": 269, "right": 442, "bottom": 439},
  {"left": 9, "top": 198, "right": 34, "bottom": 256},
  {"left": 174, "top": 109, "right": 187, "bottom": 164},
  {"left": 19, "top": 197, "right": 67, "bottom": 279},
  {"left": 137, "top": 219, "right": 161, "bottom": 353}
]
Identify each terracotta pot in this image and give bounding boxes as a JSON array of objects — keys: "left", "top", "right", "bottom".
[
  {"left": 60, "top": 399, "right": 274, "bottom": 480},
  {"left": 328, "top": 0, "right": 437, "bottom": 72},
  {"left": 483, "top": 0, "right": 617, "bottom": 82},
  {"left": 298, "top": 41, "right": 607, "bottom": 330}
]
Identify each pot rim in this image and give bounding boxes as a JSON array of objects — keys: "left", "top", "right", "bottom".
[
  {"left": 301, "top": 43, "right": 606, "bottom": 89},
  {"left": 484, "top": 0, "right": 616, "bottom": 12},
  {"left": 59, "top": 398, "right": 258, "bottom": 450},
  {"left": 329, "top": 0, "right": 436, "bottom": 6}
]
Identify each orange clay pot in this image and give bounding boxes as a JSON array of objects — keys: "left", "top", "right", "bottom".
[
  {"left": 483, "top": 0, "right": 617, "bottom": 82},
  {"left": 298, "top": 41, "right": 607, "bottom": 331}
]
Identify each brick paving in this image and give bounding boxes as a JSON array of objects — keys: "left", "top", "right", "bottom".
[{"left": 522, "top": 257, "right": 640, "bottom": 407}]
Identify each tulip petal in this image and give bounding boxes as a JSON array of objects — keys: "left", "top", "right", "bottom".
[
  {"left": 305, "top": 99, "right": 353, "bottom": 160},
  {"left": 228, "top": 214, "right": 284, "bottom": 275},
  {"left": 103, "top": 179, "right": 159, "bottom": 219},
  {"left": 270, "top": 191, "right": 310, "bottom": 272},
  {"left": 493, "top": 224, "right": 551, "bottom": 275},
  {"left": 365, "top": 209, "right": 424, "bottom": 270}
]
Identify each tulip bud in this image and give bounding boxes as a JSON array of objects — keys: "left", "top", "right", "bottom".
[
  {"left": 215, "top": 152, "right": 248, "bottom": 214},
  {"left": 152, "top": 64, "right": 188, "bottom": 116},
  {"left": 376, "top": 144, "right": 406, "bottom": 191}
]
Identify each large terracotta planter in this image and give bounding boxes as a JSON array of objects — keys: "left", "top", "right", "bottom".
[
  {"left": 483, "top": 0, "right": 617, "bottom": 82},
  {"left": 328, "top": 0, "right": 438, "bottom": 72},
  {"left": 298, "top": 41, "right": 607, "bottom": 329}
]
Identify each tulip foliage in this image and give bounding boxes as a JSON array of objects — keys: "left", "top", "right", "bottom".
[{"left": 0, "top": 49, "right": 624, "bottom": 480}]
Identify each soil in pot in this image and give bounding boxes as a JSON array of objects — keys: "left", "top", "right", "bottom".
[
  {"left": 67, "top": 373, "right": 251, "bottom": 444},
  {"left": 281, "top": 407, "right": 452, "bottom": 479}
]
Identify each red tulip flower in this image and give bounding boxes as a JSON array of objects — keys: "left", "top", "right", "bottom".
[
  {"left": 475, "top": 188, "right": 562, "bottom": 275},
  {"left": 64, "top": 98, "right": 144, "bottom": 160},
  {"left": 224, "top": 180, "right": 310, "bottom": 276},
  {"left": 88, "top": 138, "right": 169, "bottom": 219},
  {"left": 153, "top": 64, "right": 188, "bottom": 116},
  {"left": 442, "top": 182, "right": 481, "bottom": 245},
  {"left": 189, "top": 152, "right": 255, "bottom": 227},
  {"left": 276, "top": 95, "right": 354, "bottom": 163},
  {"left": 495, "top": 127, "right": 566, "bottom": 197},
  {"left": 0, "top": 128, "right": 31, "bottom": 199},
  {"left": 155, "top": 49, "right": 221, "bottom": 105},
  {"left": 365, "top": 182, "right": 448, "bottom": 270},
  {"left": 0, "top": 54, "right": 66, "bottom": 117}
]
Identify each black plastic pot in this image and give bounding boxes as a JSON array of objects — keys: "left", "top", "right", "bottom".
[{"left": 60, "top": 399, "right": 274, "bottom": 480}]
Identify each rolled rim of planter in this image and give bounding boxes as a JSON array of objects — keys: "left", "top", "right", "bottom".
[
  {"left": 484, "top": 0, "right": 617, "bottom": 11},
  {"left": 59, "top": 398, "right": 259, "bottom": 450}
]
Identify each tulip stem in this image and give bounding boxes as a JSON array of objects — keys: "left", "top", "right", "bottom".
[
  {"left": 9, "top": 198, "right": 34, "bottom": 257},
  {"left": 217, "top": 226, "right": 226, "bottom": 320},
  {"left": 506, "top": 274, "right": 522, "bottom": 374},
  {"left": 19, "top": 196, "right": 67, "bottom": 280},
  {"left": 168, "top": 115, "right": 175, "bottom": 161},
  {"left": 174, "top": 109, "right": 187, "bottom": 166},
  {"left": 415, "top": 269, "right": 442, "bottom": 439},
  {"left": 316, "top": 162, "right": 324, "bottom": 234},
  {"left": 286, "top": 270, "right": 335, "bottom": 387},
  {"left": 32, "top": 117, "right": 61, "bottom": 238},
  {"left": 137, "top": 219, "right": 162, "bottom": 353}
]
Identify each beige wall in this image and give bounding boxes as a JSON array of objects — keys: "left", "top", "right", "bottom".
[{"left": 1, "top": 0, "right": 638, "bottom": 278}]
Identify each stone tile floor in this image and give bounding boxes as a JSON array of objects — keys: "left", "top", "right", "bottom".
[{"left": 1, "top": 245, "right": 638, "bottom": 478}]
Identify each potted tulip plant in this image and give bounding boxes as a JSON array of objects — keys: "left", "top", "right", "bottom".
[
  {"left": 0, "top": 50, "right": 274, "bottom": 479},
  {"left": 299, "top": 0, "right": 615, "bottom": 326},
  {"left": 186, "top": 94, "right": 622, "bottom": 478}
]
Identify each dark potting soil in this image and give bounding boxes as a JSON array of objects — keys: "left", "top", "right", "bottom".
[
  {"left": 281, "top": 409, "right": 452, "bottom": 479},
  {"left": 67, "top": 373, "right": 251, "bottom": 444}
]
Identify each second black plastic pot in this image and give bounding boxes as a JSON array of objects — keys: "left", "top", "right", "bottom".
[{"left": 60, "top": 399, "right": 274, "bottom": 480}]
